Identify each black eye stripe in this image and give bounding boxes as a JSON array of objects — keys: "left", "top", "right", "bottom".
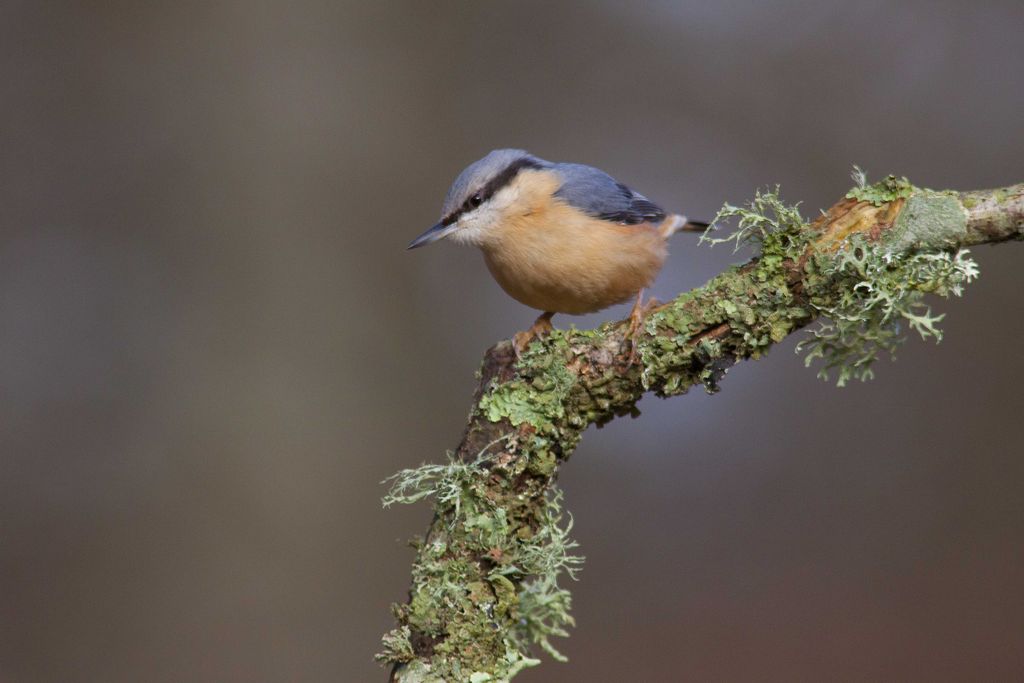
[{"left": 442, "top": 157, "right": 544, "bottom": 226}]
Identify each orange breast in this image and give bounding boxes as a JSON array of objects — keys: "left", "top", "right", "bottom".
[{"left": 480, "top": 171, "right": 668, "bottom": 315}]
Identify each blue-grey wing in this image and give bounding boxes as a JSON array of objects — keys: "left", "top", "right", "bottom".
[{"left": 552, "top": 163, "right": 666, "bottom": 225}]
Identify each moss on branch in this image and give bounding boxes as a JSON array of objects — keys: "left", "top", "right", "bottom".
[{"left": 381, "top": 176, "right": 1023, "bottom": 682}]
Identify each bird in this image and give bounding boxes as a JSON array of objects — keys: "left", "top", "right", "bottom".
[{"left": 408, "top": 149, "right": 708, "bottom": 355}]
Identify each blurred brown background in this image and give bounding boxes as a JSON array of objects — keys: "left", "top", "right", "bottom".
[{"left": 2, "top": 2, "right": 1023, "bottom": 681}]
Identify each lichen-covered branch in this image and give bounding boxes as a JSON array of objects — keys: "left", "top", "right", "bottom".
[{"left": 380, "top": 177, "right": 1023, "bottom": 682}]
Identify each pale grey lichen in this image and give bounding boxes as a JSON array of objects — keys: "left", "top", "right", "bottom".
[
  {"left": 379, "top": 625, "right": 416, "bottom": 665},
  {"left": 798, "top": 240, "right": 979, "bottom": 386},
  {"left": 379, "top": 438, "right": 582, "bottom": 679},
  {"left": 701, "top": 185, "right": 806, "bottom": 252},
  {"left": 501, "top": 490, "right": 582, "bottom": 661},
  {"left": 886, "top": 190, "right": 969, "bottom": 252}
]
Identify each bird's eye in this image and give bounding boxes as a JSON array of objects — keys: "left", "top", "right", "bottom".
[{"left": 467, "top": 193, "right": 483, "bottom": 208}]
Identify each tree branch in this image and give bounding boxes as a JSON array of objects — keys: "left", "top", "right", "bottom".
[{"left": 380, "top": 179, "right": 1023, "bottom": 682}]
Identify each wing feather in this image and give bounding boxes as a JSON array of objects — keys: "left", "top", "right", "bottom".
[{"left": 553, "top": 163, "right": 666, "bottom": 225}]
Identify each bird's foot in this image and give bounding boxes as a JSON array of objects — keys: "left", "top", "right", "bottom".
[
  {"left": 626, "top": 293, "right": 659, "bottom": 364},
  {"left": 513, "top": 312, "right": 555, "bottom": 358}
]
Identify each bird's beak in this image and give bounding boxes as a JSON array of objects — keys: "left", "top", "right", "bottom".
[{"left": 407, "top": 222, "right": 456, "bottom": 250}]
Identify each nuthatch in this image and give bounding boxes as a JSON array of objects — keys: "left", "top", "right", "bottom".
[{"left": 409, "top": 149, "right": 707, "bottom": 354}]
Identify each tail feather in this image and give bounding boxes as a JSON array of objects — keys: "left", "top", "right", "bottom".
[
  {"left": 677, "top": 220, "right": 710, "bottom": 233},
  {"left": 658, "top": 214, "right": 711, "bottom": 238}
]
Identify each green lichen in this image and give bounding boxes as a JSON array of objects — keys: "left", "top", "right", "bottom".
[
  {"left": 798, "top": 239, "right": 979, "bottom": 386},
  {"left": 631, "top": 187, "right": 814, "bottom": 396},
  {"left": 480, "top": 326, "right": 642, "bottom": 436},
  {"left": 845, "top": 167, "right": 914, "bottom": 206},
  {"left": 478, "top": 334, "right": 578, "bottom": 434}
]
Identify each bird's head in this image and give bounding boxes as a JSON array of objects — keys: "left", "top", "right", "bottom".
[{"left": 408, "top": 149, "right": 547, "bottom": 250}]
